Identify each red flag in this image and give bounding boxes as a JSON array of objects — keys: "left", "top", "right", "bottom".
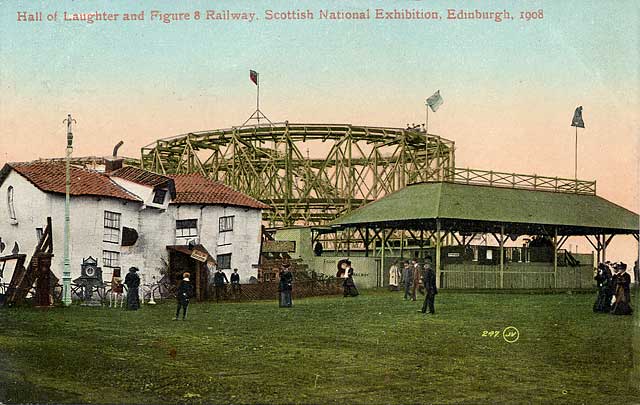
[{"left": 249, "top": 70, "right": 258, "bottom": 85}]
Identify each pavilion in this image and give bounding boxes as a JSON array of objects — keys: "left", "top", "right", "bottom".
[{"left": 329, "top": 174, "right": 639, "bottom": 289}]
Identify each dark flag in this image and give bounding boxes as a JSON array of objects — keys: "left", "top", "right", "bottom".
[
  {"left": 250, "top": 70, "right": 258, "bottom": 85},
  {"left": 426, "top": 90, "right": 443, "bottom": 112},
  {"left": 571, "top": 106, "right": 584, "bottom": 128}
]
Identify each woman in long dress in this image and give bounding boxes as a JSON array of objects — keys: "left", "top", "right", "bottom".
[
  {"left": 610, "top": 264, "right": 633, "bottom": 315},
  {"left": 124, "top": 267, "right": 141, "bottom": 310},
  {"left": 593, "top": 263, "right": 612, "bottom": 313},
  {"left": 343, "top": 261, "right": 359, "bottom": 297},
  {"left": 388, "top": 261, "right": 400, "bottom": 292}
]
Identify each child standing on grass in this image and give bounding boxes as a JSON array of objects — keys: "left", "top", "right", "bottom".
[{"left": 175, "top": 272, "right": 194, "bottom": 320}]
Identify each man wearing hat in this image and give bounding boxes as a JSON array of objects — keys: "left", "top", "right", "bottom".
[
  {"left": 213, "top": 268, "right": 229, "bottom": 303},
  {"left": 278, "top": 262, "right": 293, "bottom": 307},
  {"left": 124, "top": 267, "right": 141, "bottom": 310},
  {"left": 401, "top": 261, "right": 413, "bottom": 300},
  {"left": 230, "top": 268, "right": 241, "bottom": 299},
  {"left": 421, "top": 256, "right": 437, "bottom": 314},
  {"left": 175, "top": 272, "right": 194, "bottom": 320}
]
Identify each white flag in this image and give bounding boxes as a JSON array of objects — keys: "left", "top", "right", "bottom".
[{"left": 426, "top": 90, "right": 443, "bottom": 112}]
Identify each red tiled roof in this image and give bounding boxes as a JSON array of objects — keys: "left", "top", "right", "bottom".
[
  {"left": 4, "top": 162, "right": 141, "bottom": 202},
  {"left": 110, "top": 166, "right": 172, "bottom": 188},
  {"left": 168, "top": 174, "right": 270, "bottom": 209}
]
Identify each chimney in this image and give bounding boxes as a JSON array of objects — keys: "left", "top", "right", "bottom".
[{"left": 105, "top": 141, "right": 124, "bottom": 173}]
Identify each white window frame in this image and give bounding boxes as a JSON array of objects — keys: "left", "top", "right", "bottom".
[
  {"left": 219, "top": 216, "right": 234, "bottom": 232},
  {"left": 152, "top": 189, "right": 167, "bottom": 205},
  {"left": 216, "top": 253, "right": 232, "bottom": 270},
  {"left": 176, "top": 219, "right": 198, "bottom": 238},
  {"left": 103, "top": 211, "right": 121, "bottom": 244},
  {"left": 7, "top": 186, "right": 16, "bottom": 220},
  {"left": 102, "top": 250, "right": 120, "bottom": 268}
]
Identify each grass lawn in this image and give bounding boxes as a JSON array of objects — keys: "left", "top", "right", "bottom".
[{"left": 0, "top": 290, "right": 638, "bottom": 404}]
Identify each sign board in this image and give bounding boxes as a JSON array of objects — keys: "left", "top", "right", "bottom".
[
  {"left": 190, "top": 249, "right": 208, "bottom": 262},
  {"left": 262, "top": 240, "right": 296, "bottom": 253},
  {"left": 447, "top": 252, "right": 461, "bottom": 258}
]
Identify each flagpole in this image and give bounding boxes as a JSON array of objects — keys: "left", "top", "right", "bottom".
[
  {"left": 425, "top": 105, "right": 429, "bottom": 180},
  {"left": 425, "top": 105, "right": 429, "bottom": 135},
  {"left": 574, "top": 126, "right": 578, "bottom": 179},
  {"left": 256, "top": 73, "right": 260, "bottom": 124}
]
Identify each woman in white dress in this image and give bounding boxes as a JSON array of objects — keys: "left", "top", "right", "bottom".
[{"left": 388, "top": 261, "right": 400, "bottom": 291}]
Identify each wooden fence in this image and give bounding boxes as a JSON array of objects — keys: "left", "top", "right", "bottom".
[
  {"left": 205, "top": 279, "right": 343, "bottom": 302},
  {"left": 441, "top": 263, "right": 594, "bottom": 289}
]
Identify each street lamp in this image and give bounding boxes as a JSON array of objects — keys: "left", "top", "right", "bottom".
[{"left": 62, "top": 114, "right": 76, "bottom": 306}]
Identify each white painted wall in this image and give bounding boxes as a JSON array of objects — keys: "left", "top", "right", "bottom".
[
  {"left": 169, "top": 204, "right": 262, "bottom": 284},
  {"left": 0, "top": 170, "right": 263, "bottom": 289}
]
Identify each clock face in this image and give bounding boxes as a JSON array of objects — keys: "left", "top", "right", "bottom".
[{"left": 85, "top": 266, "right": 96, "bottom": 277}]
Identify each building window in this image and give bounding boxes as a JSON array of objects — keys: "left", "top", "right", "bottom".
[
  {"left": 35, "top": 228, "right": 43, "bottom": 242},
  {"left": 216, "top": 254, "right": 231, "bottom": 270},
  {"left": 176, "top": 219, "right": 198, "bottom": 238},
  {"left": 152, "top": 189, "right": 167, "bottom": 205},
  {"left": 219, "top": 216, "right": 234, "bottom": 232},
  {"left": 103, "top": 250, "right": 120, "bottom": 268},
  {"left": 7, "top": 186, "right": 16, "bottom": 220},
  {"left": 103, "top": 211, "right": 121, "bottom": 243}
]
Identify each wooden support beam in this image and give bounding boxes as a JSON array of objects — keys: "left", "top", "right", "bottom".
[
  {"left": 556, "top": 235, "right": 570, "bottom": 250},
  {"left": 584, "top": 235, "right": 599, "bottom": 251},
  {"left": 500, "top": 224, "right": 504, "bottom": 289},
  {"left": 604, "top": 234, "right": 616, "bottom": 248},
  {"left": 602, "top": 234, "right": 615, "bottom": 262},
  {"left": 364, "top": 228, "right": 369, "bottom": 258},
  {"left": 553, "top": 227, "right": 558, "bottom": 289},
  {"left": 435, "top": 219, "right": 442, "bottom": 289},
  {"left": 451, "top": 232, "right": 463, "bottom": 246}
]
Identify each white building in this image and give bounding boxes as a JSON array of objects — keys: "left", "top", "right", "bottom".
[{"left": 0, "top": 159, "right": 268, "bottom": 297}]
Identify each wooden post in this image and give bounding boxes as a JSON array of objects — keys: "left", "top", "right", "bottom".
[
  {"left": 435, "top": 219, "right": 441, "bottom": 289},
  {"left": 195, "top": 262, "right": 201, "bottom": 301},
  {"left": 380, "top": 229, "right": 385, "bottom": 288},
  {"left": 364, "top": 227, "right": 369, "bottom": 258},
  {"left": 500, "top": 224, "right": 504, "bottom": 289},
  {"left": 553, "top": 227, "right": 558, "bottom": 289}
]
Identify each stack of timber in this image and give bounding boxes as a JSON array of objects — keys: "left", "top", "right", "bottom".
[{"left": 2, "top": 217, "right": 55, "bottom": 307}]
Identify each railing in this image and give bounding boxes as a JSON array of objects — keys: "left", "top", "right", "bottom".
[{"left": 443, "top": 167, "right": 596, "bottom": 195}]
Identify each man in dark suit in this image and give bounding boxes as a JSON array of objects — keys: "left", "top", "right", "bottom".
[
  {"left": 402, "top": 261, "right": 413, "bottom": 300},
  {"left": 278, "top": 263, "right": 293, "bottom": 307},
  {"left": 213, "top": 268, "right": 229, "bottom": 303},
  {"left": 421, "top": 256, "right": 437, "bottom": 314},
  {"left": 230, "top": 268, "right": 241, "bottom": 299}
]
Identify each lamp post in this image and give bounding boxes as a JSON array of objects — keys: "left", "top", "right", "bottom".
[{"left": 62, "top": 114, "right": 76, "bottom": 306}]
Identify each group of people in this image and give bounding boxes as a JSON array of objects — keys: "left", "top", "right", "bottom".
[
  {"left": 211, "top": 267, "right": 242, "bottom": 302},
  {"left": 277, "top": 258, "right": 361, "bottom": 308},
  {"left": 389, "top": 257, "right": 438, "bottom": 314},
  {"left": 108, "top": 264, "right": 243, "bottom": 320},
  {"left": 108, "top": 266, "right": 141, "bottom": 311},
  {"left": 593, "top": 261, "right": 633, "bottom": 315}
]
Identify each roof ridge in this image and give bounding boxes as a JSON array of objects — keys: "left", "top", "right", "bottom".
[{"left": 3, "top": 161, "right": 142, "bottom": 202}]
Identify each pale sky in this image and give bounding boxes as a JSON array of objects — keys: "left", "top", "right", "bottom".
[{"left": 1, "top": 0, "right": 638, "bottom": 263}]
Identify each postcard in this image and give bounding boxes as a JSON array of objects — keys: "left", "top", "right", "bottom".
[{"left": 1, "top": 1, "right": 638, "bottom": 403}]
